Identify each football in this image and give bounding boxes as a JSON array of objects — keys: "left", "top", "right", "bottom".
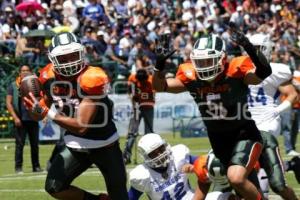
[{"left": 20, "top": 73, "right": 42, "bottom": 99}]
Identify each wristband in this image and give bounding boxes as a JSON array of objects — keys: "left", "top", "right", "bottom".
[
  {"left": 47, "top": 108, "right": 57, "bottom": 120},
  {"left": 275, "top": 100, "right": 292, "bottom": 114}
]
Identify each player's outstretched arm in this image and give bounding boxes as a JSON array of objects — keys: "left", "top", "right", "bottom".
[
  {"left": 228, "top": 22, "right": 272, "bottom": 84},
  {"left": 153, "top": 33, "right": 187, "bottom": 93}
]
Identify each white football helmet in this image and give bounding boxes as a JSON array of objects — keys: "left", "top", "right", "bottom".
[
  {"left": 190, "top": 34, "right": 226, "bottom": 81},
  {"left": 48, "top": 32, "right": 85, "bottom": 77},
  {"left": 248, "top": 33, "right": 273, "bottom": 62},
  {"left": 137, "top": 133, "right": 171, "bottom": 168},
  {"left": 207, "top": 151, "right": 229, "bottom": 188}
]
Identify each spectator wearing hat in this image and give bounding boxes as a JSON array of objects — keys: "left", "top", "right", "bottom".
[
  {"left": 119, "top": 29, "right": 132, "bottom": 59},
  {"left": 103, "top": 37, "right": 128, "bottom": 78},
  {"left": 230, "top": 6, "right": 245, "bottom": 29},
  {"left": 94, "top": 30, "right": 108, "bottom": 55}
]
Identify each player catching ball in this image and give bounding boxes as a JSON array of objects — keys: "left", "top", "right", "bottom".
[{"left": 23, "top": 32, "right": 128, "bottom": 200}]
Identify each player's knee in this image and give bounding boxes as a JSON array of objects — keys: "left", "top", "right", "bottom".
[
  {"left": 45, "top": 178, "right": 66, "bottom": 196},
  {"left": 227, "top": 168, "right": 245, "bottom": 188}
]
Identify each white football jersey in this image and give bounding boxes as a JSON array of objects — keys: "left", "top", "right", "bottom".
[
  {"left": 205, "top": 191, "right": 234, "bottom": 200},
  {"left": 248, "top": 62, "right": 292, "bottom": 136},
  {"left": 129, "top": 144, "right": 194, "bottom": 200}
]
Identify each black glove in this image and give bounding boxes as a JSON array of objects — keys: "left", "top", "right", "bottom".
[
  {"left": 154, "top": 33, "right": 176, "bottom": 71},
  {"left": 286, "top": 156, "right": 300, "bottom": 183},
  {"left": 228, "top": 22, "right": 250, "bottom": 48}
]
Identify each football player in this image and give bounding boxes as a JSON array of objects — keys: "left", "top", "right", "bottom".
[
  {"left": 247, "top": 33, "right": 298, "bottom": 200},
  {"left": 152, "top": 25, "right": 272, "bottom": 199},
  {"left": 191, "top": 151, "right": 238, "bottom": 200},
  {"left": 123, "top": 68, "right": 155, "bottom": 164},
  {"left": 23, "top": 32, "right": 128, "bottom": 200},
  {"left": 128, "top": 133, "right": 196, "bottom": 200}
]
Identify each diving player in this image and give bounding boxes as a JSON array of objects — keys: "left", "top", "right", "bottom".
[{"left": 128, "top": 133, "right": 196, "bottom": 200}]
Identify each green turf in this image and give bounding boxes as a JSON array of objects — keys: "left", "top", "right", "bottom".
[{"left": 0, "top": 134, "right": 299, "bottom": 199}]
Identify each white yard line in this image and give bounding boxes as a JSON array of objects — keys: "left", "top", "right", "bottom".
[{"left": 0, "top": 168, "right": 135, "bottom": 181}]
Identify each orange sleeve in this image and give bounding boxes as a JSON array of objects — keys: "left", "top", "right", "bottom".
[
  {"left": 128, "top": 74, "right": 136, "bottom": 85},
  {"left": 226, "top": 56, "right": 255, "bottom": 78},
  {"left": 175, "top": 62, "right": 196, "bottom": 85},
  {"left": 193, "top": 155, "right": 209, "bottom": 183},
  {"left": 38, "top": 63, "right": 55, "bottom": 85},
  {"left": 79, "top": 66, "right": 109, "bottom": 95}
]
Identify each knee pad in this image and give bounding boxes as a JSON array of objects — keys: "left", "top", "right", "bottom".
[{"left": 45, "top": 178, "right": 67, "bottom": 194}]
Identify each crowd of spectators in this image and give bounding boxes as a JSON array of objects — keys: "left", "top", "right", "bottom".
[{"left": 1, "top": 0, "right": 300, "bottom": 79}]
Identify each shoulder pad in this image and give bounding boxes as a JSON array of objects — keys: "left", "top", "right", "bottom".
[
  {"left": 176, "top": 62, "right": 196, "bottom": 85},
  {"left": 171, "top": 144, "right": 190, "bottom": 157},
  {"left": 79, "top": 66, "right": 109, "bottom": 95},
  {"left": 129, "top": 165, "right": 151, "bottom": 192},
  {"left": 128, "top": 73, "right": 137, "bottom": 83},
  {"left": 227, "top": 56, "right": 255, "bottom": 78},
  {"left": 39, "top": 63, "right": 55, "bottom": 85},
  {"left": 267, "top": 63, "right": 292, "bottom": 87}
]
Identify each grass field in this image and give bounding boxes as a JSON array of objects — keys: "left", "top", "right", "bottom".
[{"left": 0, "top": 134, "right": 299, "bottom": 200}]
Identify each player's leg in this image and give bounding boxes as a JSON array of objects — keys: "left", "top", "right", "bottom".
[
  {"left": 92, "top": 141, "right": 129, "bottom": 200},
  {"left": 281, "top": 110, "right": 294, "bottom": 154},
  {"left": 45, "top": 147, "right": 92, "bottom": 200},
  {"left": 260, "top": 132, "right": 298, "bottom": 200},
  {"left": 291, "top": 109, "right": 299, "bottom": 152},
  {"left": 15, "top": 124, "right": 26, "bottom": 173},
  {"left": 141, "top": 106, "right": 154, "bottom": 134},
  {"left": 123, "top": 113, "right": 141, "bottom": 164},
  {"left": 228, "top": 140, "right": 263, "bottom": 200},
  {"left": 47, "top": 130, "right": 66, "bottom": 171},
  {"left": 26, "top": 121, "right": 41, "bottom": 171}
]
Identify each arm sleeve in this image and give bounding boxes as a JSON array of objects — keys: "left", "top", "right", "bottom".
[
  {"left": 128, "top": 187, "right": 143, "bottom": 200},
  {"left": 243, "top": 42, "right": 272, "bottom": 80},
  {"left": 189, "top": 155, "right": 198, "bottom": 164}
]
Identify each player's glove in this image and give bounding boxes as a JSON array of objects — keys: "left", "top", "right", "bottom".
[
  {"left": 285, "top": 156, "right": 300, "bottom": 183},
  {"left": 154, "top": 33, "right": 176, "bottom": 71},
  {"left": 23, "top": 92, "right": 49, "bottom": 119},
  {"left": 228, "top": 22, "right": 251, "bottom": 48}
]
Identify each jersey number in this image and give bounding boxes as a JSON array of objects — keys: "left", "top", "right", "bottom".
[
  {"left": 161, "top": 182, "right": 186, "bottom": 200},
  {"left": 248, "top": 87, "right": 267, "bottom": 107}
]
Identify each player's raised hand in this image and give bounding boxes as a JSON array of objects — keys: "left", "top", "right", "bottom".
[
  {"left": 228, "top": 22, "right": 250, "bottom": 47},
  {"left": 154, "top": 33, "right": 176, "bottom": 71},
  {"left": 181, "top": 164, "right": 194, "bottom": 173}
]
